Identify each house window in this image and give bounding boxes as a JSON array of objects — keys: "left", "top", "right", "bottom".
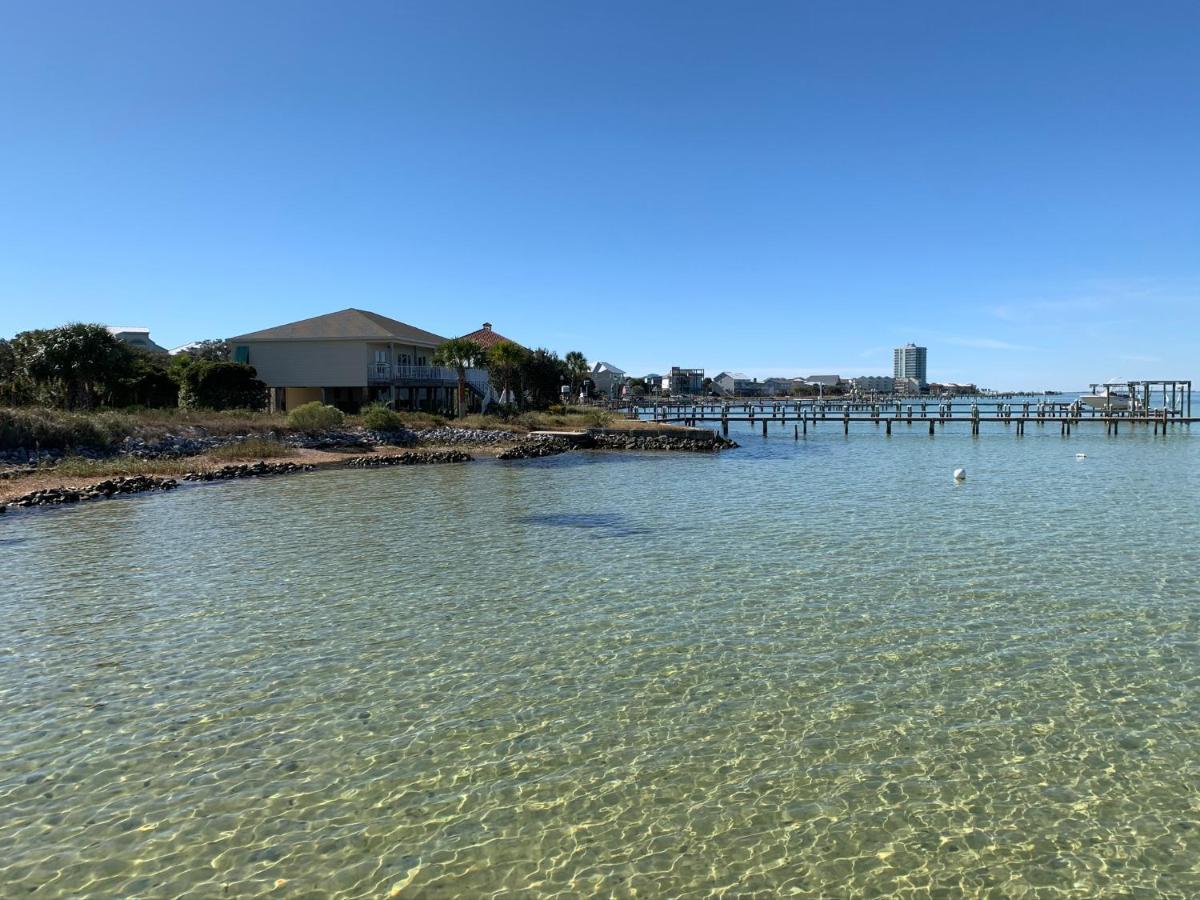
[
  {"left": 416, "top": 355, "right": 427, "bottom": 366},
  {"left": 398, "top": 353, "right": 410, "bottom": 366},
  {"left": 233, "top": 346, "right": 249, "bottom": 364},
  {"left": 374, "top": 350, "right": 388, "bottom": 363}
]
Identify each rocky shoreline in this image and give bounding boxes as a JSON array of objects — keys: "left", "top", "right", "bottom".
[
  {"left": 0, "top": 426, "right": 737, "bottom": 514},
  {"left": 344, "top": 450, "right": 473, "bottom": 467},
  {"left": 497, "top": 439, "right": 575, "bottom": 460},
  {"left": 0, "top": 425, "right": 519, "bottom": 466},
  {"left": 497, "top": 430, "right": 738, "bottom": 460},
  {"left": 3, "top": 475, "right": 179, "bottom": 511},
  {"left": 182, "top": 461, "right": 316, "bottom": 481}
]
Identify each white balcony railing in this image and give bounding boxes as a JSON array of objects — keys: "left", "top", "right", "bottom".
[{"left": 368, "top": 364, "right": 491, "bottom": 388}]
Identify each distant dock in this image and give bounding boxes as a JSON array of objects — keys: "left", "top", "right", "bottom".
[{"left": 612, "top": 395, "right": 1196, "bottom": 438}]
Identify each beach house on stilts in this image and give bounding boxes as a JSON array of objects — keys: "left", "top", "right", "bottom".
[{"left": 228, "top": 308, "right": 494, "bottom": 413}]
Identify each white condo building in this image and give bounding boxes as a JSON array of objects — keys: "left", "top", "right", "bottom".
[{"left": 893, "top": 344, "right": 927, "bottom": 388}]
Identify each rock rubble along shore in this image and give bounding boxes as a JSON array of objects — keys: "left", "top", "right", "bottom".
[
  {"left": 589, "top": 432, "right": 738, "bottom": 451},
  {"left": 497, "top": 431, "right": 737, "bottom": 460},
  {"left": 6, "top": 475, "right": 179, "bottom": 509},
  {"left": 1, "top": 426, "right": 522, "bottom": 468},
  {"left": 496, "top": 439, "right": 575, "bottom": 460},
  {"left": 359, "top": 426, "right": 518, "bottom": 448},
  {"left": 0, "top": 446, "right": 106, "bottom": 465},
  {"left": 285, "top": 430, "right": 376, "bottom": 451},
  {"left": 121, "top": 434, "right": 233, "bottom": 458},
  {"left": 411, "top": 427, "right": 516, "bottom": 446},
  {"left": 182, "top": 462, "right": 315, "bottom": 481},
  {"left": 344, "top": 450, "right": 473, "bottom": 467}
]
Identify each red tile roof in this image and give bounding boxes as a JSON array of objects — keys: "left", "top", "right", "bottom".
[{"left": 460, "top": 322, "right": 524, "bottom": 349}]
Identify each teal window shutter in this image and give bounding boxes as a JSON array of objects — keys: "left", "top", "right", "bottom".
[{"left": 234, "top": 346, "right": 250, "bottom": 364}]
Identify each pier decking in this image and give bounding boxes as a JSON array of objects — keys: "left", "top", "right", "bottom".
[{"left": 613, "top": 396, "right": 1197, "bottom": 438}]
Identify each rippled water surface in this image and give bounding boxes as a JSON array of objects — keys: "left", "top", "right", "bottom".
[{"left": 3, "top": 423, "right": 1199, "bottom": 897}]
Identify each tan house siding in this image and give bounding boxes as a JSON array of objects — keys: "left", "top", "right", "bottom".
[
  {"left": 283, "top": 387, "right": 324, "bottom": 407},
  {"left": 237, "top": 340, "right": 372, "bottom": 388}
]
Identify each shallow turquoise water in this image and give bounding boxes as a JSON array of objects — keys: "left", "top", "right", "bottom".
[{"left": 2, "top": 423, "right": 1199, "bottom": 897}]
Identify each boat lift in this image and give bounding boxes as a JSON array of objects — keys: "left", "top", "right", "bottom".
[{"left": 1086, "top": 380, "right": 1192, "bottom": 416}]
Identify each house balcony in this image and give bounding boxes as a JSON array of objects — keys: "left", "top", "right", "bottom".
[{"left": 368, "top": 364, "right": 491, "bottom": 391}]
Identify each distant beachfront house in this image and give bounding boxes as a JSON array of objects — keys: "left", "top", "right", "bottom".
[
  {"left": 930, "top": 382, "right": 977, "bottom": 395},
  {"left": 106, "top": 326, "right": 168, "bottom": 355},
  {"left": 636, "top": 373, "right": 662, "bottom": 396},
  {"left": 804, "top": 374, "right": 842, "bottom": 389},
  {"left": 228, "top": 308, "right": 492, "bottom": 413},
  {"left": 662, "top": 367, "right": 704, "bottom": 396},
  {"left": 713, "top": 372, "right": 761, "bottom": 397},
  {"left": 850, "top": 375, "right": 895, "bottom": 394},
  {"left": 590, "top": 361, "right": 628, "bottom": 399},
  {"left": 761, "top": 377, "right": 803, "bottom": 396}
]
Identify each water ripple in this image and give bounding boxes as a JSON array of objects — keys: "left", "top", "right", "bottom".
[{"left": 1, "top": 431, "right": 1198, "bottom": 896}]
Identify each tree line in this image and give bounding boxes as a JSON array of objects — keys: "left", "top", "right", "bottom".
[
  {"left": 0, "top": 323, "right": 595, "bottom": 415},
  {"left": 432, "top": 337, "right": 591, "bottom": 414},
  {"left": 0, "top": 323, "right": 265, "bottom": 411}
]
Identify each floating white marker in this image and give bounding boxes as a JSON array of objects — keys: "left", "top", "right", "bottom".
[
  {"left": 953, "top": 468, "right": 966, "bottom": 482},
  {"left": 1076, "top": 453, "right": 1087, "bottom": 460}
]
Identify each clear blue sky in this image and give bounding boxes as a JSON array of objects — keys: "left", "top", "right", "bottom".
[{"left": 2, "top": 1, "right": 1197, "bottom": 389}]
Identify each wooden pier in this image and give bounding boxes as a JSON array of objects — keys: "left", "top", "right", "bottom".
[{"left": 611, "top": 397, "right": 1197, "bottom": 438}]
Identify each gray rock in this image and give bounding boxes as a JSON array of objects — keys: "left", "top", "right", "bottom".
[{"left": 343, "top": 450, "right": 473, "bottom": 467}]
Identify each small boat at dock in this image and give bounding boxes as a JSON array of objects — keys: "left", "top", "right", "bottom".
[{"left": 1079, "top": 380, "right": 1132, "bottom": 411}]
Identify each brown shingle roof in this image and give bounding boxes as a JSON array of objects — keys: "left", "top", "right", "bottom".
[
  {"left": 229, "top": 308, "right": 446, "bottom": 345},
  {"left": 460, "top": 322, "right": 524, "bottom": 350}
]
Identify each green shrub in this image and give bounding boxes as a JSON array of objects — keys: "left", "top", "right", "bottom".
[
  {"left": 359, "top": 403, "right": 406, "bottom": 432},
  {"left": 176, "top": 360, "right": 267, "bottom": 410},
  {"left": 286, "top": 402, "right": 344, "bottom": 431}
]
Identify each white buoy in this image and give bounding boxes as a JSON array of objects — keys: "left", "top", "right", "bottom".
[
  {"left": 953, "top": 468, "right": 966, "bottom": 482},
  {"left": 1076, "top": 453, "right": 1087, "bottom": 460}
]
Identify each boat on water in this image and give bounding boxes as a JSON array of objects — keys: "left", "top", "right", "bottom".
[{"left": 1079, "top": 379, "right": 1132, "bottom": 410}]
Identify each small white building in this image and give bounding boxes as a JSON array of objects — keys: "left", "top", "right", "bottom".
[{"left": 590, "top": 361, "right": 628, "bottom": 399}]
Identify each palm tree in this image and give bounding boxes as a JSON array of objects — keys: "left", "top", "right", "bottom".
[
  {"left": 432, "top": 337, "right": 484, "bottom": 417},
  {"left": 564, "top": 351, "right": 589, "bottom": 400},
  {"left": 484, "top": 340, "right": 529, "bottom": 409}
]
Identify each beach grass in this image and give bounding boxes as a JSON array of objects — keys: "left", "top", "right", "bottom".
[
  {"left": 206, "top": 437, "right": 297, "bottom": 461},
  {"left": 43, "top": 455, "right": 198, "bottom": 478}
]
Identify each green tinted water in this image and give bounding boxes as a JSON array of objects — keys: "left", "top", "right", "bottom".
[{"left": 2, "top": 424, "right": 1199, "bottom": 897}]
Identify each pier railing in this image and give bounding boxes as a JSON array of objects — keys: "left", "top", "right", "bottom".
[{"left": 608, "top": 396, "right": 1196, "bottom": 439}]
